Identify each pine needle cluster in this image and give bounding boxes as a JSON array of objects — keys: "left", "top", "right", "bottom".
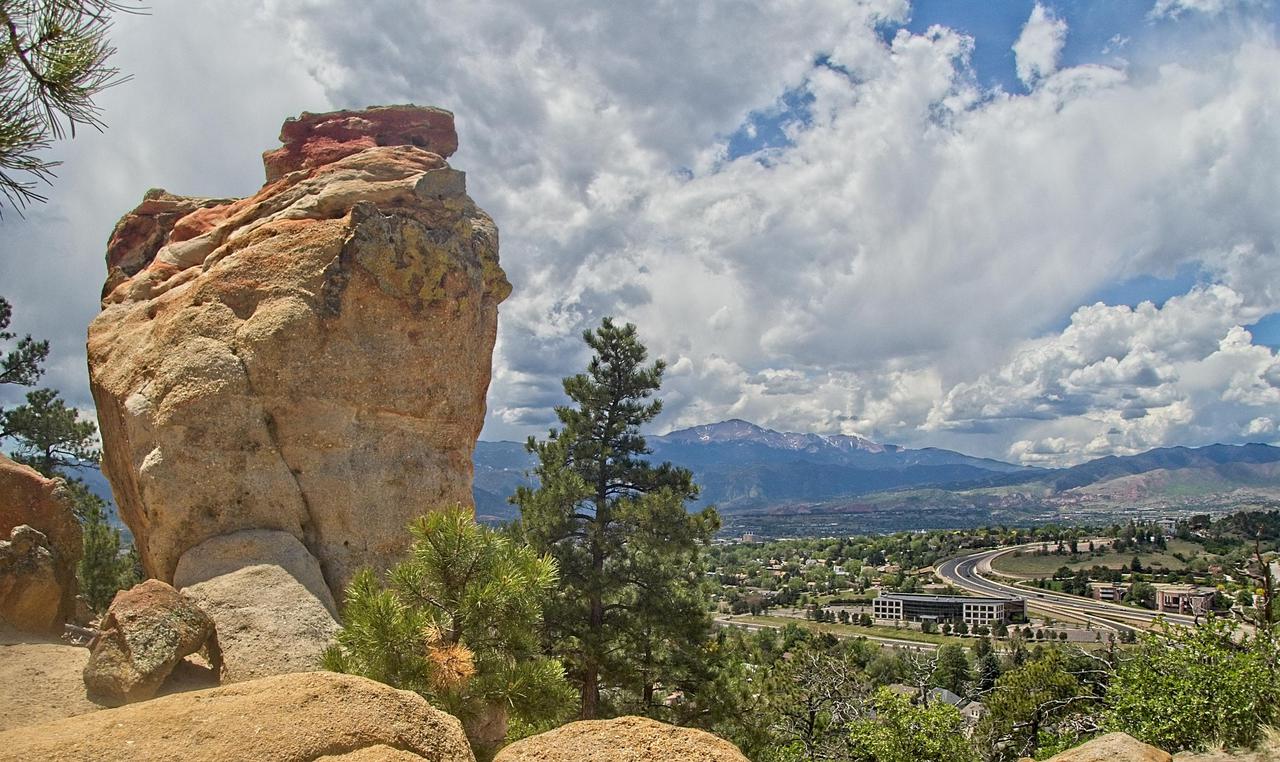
[{"left": 0, "top": 0, "right": 138, "bottom": 209}]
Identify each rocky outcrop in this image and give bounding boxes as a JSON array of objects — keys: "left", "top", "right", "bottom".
[
  {"left": 173, "top": 530, "right": 340, "bottom": 681},
  {"left": 0, "top": 671, "right": 475, "bottom": 761},
  {"left": 87, "top": 105, "right": 510, "bottom": 602},
  {"left": 1033, "top": 733, "right": 1172, "bottom": 762},
  {"left": 0, "top": 526, "right": 64, "bottom": 634},
  {"left": 494, "top": 716, "right": 751, "bottom": 762},
  {"left": 0, "top": 455, "right": 80, "bottom": 633},
  {"left": 83, "top": 579, "right": 222, "bottom": 704}
]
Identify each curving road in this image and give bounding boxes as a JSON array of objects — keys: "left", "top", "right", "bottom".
[{"left": 936, "top": 544, "right": 1200, "bottom": 635}]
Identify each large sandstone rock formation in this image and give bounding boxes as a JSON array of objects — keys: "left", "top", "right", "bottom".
[
  {"left": 0, "top": 671, "right": 475, "bottom": 761},
  {"left": 86, "top": 105, "right": 511, "bottom": 602},
  {"left": 1032, "top": 732, "right": 1172, "bottom": 762},
  {"left": 494, "top": 716, "right": 751, "bottom": 762},
  {"left": 0, "top": 455, "right": 80, "bottom": 633},
  {"left": 83, "top": 579, "right": 222, "bottom": 704},
  {"left": 173, "top": 529, "right": 340, "bottom": 681}
]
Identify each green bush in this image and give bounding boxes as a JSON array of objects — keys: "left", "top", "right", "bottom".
[
  {"left": 1104, "top": 616, "right": 1280, "bottom": 751},
  {"left": 323, "top": 507, "right": 575, "bottom": 755},
  {"left": 847, "top": 688, "right": 976, "bottom": 762}
]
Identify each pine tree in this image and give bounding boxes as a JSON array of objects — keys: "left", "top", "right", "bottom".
[
  {"left": 3, "top": 387, "right": 99, "bottom": 475},
  {"left": 515, "top": 317, "right": 719, "bottom": 719},
  {"left": 933, "top": 643, "right": 971, "bottom": 695},
  {"left": 0, "top": 0, "right": 137, "bottom": 210},
  {"left": 0, "top": 296, "right": 48, "bottom": 385},
  {"left": 74, "top": 480, "right": 135, "bottom": 611},
  {"left": 323, "top": 507, "right": 574, "bottom": 755}
]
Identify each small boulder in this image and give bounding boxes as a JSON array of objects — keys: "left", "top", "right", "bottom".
[
  {"left": 83, "top": 578, "right": 222, "bottom": 704},
  {"left": 0, "top": 526, "right": 63, "bottom": 634},
  {"left": 0, "top": 455, "right": 81, "bottom": 633},
  {"left": 0, "top": 671, "right": 475, "bottom": 761},
  {"left": 1035, "top": 733, "right": 1172, "bottom": 762},
  {"left": 173, "top": 529, "right": 340, "bottom": 681},
  {"left": 494, "top": 715, "right": 750, "bottom": 762}
]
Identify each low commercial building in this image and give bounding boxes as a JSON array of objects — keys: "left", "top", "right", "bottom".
[
  {"left": 872, "top": 593, "right": 1026, "bottom": 625},
  {"left": 1089, "top": 582, "right": 1129, "bottom": 602},
  {"left": 1154, "top": 584, "right": 1216, "bottom": 615}
]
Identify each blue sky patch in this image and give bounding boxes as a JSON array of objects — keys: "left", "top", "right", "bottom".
[{"left": 1246, "top": 312, "right": 1280, "bottom": 349}]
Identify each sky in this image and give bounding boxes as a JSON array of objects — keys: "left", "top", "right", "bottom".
[{"left": 1, "top": 0, "right": 1278, "bottom": 467}]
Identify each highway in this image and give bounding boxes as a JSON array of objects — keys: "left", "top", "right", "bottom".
[{"left": 935, "top": 544, "right": 1201, "bottom": 635}]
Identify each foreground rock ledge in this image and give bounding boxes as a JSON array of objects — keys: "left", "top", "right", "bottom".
[
  {"left": 495, "top": 715, "right": 750, "bottom": 762},
  {"left": 1030, "top": 732, "right": 1172, "bottom": 762},
  {"left": 0, "top": 671, "right": 475, "bottom": 761},
  {"left": 87, "top": 105, "right": 511, "bottom": 599}
]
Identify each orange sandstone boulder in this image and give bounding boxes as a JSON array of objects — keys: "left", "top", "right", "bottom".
[
  {"left": 0, "top": 525, "right": 64, "bottom": 634},
  {"left": 82, "top": 579, "right": 222, "bottom": 705},
  {"left": 494, "top": 715, "right": 750, "bottom": 762},
  {"left": 0, "top": 671, "right": 475, "bottom": 761},
  {"left": 86, "top": 105, "right": 511, "bottom": 601},
  {"left": 1033, "top": 733, "right": 1172, "bottom": 762},
  {"left": 0, "top": 456, "right": 80, "bottom": 633},
  {"left": 263, "top": 105, "right": 459, "bottom": 183}
]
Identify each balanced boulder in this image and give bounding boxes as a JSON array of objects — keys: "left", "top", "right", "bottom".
[
  {"left": 494, "top": 715, "right": 750, "bottom": 762},
  {"left": 0, "top": 455, "right": 80, "bottom": 633},
  {"left": 87, "top": 105, "right": 511, "bottom": 600},
  {"left": 173, "top": 529, "right": 340, "bottom": 681},
  {"left": 0, "top": 671, "right": 475, "bottom": 761},
  {"left": 83, "top": 578, "right": 222, "bottom": 704}
]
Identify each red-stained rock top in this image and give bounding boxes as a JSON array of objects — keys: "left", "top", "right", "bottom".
[{"left": 261, "top": 105, "right": 458, "bottom": 183}]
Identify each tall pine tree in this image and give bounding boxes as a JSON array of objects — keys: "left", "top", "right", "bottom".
[{"left": 515, "top": 318, "right": 719, "bottom": 719}]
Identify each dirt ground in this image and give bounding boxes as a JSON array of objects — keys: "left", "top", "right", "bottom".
[
  {"left": 0, "top": 627, "right": 100, "bottom": 731},
  {"left": 0, "top": 626, "right": 220, "bottom": 731}
]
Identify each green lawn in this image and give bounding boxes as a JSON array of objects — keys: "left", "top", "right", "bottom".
[
  {"left": 991, "top": 539, "right": 1208, "bottom": 577},
  {"left": 732, "top": 614, "right": 968, "bottom": 647}
]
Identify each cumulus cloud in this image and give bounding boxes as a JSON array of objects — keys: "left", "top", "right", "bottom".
[
  {"left": 2, "top": 1, "right": 1279, "bottom": 468},
  {"left": 927, "top": 287, "right": 1280, "bottom": 464},
  {"left": 1013, "top": 4, "right": 1069, "bottom": 86},
  {"left": 1150, "top": 0, "right": 1262, "bottom": 19}
]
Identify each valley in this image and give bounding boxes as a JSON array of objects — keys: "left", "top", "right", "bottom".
[{"left": 473, "top": 419, "right": 1280, "bottom": 537}]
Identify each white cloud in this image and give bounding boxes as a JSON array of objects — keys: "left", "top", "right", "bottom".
[
  {"left": 929, "top": 288, "right": 1280, "bottom": 465},
  {"left": 1149, "top": 0, "right": 1262, "bottom": 19},
  {"left": 2, "top": 1, "right": 1279, "bottom": 469},
  {"left": 1013, "top": 4, "right": 1069, "bottom": 86}
]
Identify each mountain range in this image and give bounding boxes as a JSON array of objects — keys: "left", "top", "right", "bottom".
[
  {"left": 473, "top": 419, "right": 1280, "bottom": 526},
  {"left": 74, "top": 417, "right": 1280, "bottom": 534}
]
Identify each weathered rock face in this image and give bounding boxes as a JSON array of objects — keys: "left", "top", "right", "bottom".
[
  {"left": 83, "top": 579, "right": 222, "bottom": 704},
  {"left": 1032, "top": 732, "right": 1172, "bottom": 762},
  {"left": 173, "top": 530, "right": 340, "bottom": 682},
  {"left": 494, "top": 716, "right": 751, "bottom": 762},
  {"left": 0, "top": 526, "right": 64, "bottom": 634},
  {"left": 0, "top": 671, "right": 476, "bottom": 761},
  {"left": 87, "top": 105, "right": 511, "bottom": 599},
  {"left": 0, "top": 456, "right": 80, "bottom": 633}
]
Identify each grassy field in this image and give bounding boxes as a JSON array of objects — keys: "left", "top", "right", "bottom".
[
  {"left": 991, "top": 539, "right": 1208, "bottom": 577},
  {"left": 731, "top": 614, "right": 968, "bottom": 647}
]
